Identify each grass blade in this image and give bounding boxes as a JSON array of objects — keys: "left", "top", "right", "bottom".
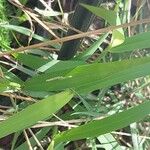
[
  {"left": 0, "top": 90, "right": 73, "bottom": 139},
  {"left": 54, "top": 101, "right": 150, "bottom": 144},
  {"left": 75, "top": 33, "right": 109, "bottom": 61},
  {"left": 24, "top": 57, "right": 150, "bottom": 94},
  {"left": 110, "top": 32, "right": 150, "bottom": 53}
]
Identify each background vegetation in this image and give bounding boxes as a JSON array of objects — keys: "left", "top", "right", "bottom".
[{"left": 0, "top": 0, "right": 150, "bottom": 149}]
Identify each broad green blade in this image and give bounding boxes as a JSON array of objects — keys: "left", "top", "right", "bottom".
[
  {"left": 17, "top": 53, "right": 49, "bottom": 70},
  {"left": 54, "top": 101, "right": 150, "bottom": 144},
  {"left": 0, "top": 90, "right": 73, "bottom": 139},
  {"left": 17, "top": 53, "right": 85, "bottom": 72},
  {"left": 24, "top": 57, "right": 150, "bottom": 94},
  {"left": 38, "top": 60, "right": 85, "bottom": 73},
  {"left": 110, "top": 32, "right": 150, "bottom": 53}
]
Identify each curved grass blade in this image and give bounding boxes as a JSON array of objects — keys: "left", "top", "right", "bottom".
[
  {"left": 54, "top": 101, "right": 150, "bottom": 144},
  {"left": 0, "top": 24, "right": 61, "bottom": 49},
  {"left": 24, "top": 57, "right": 150, "bottom": 94},
  {"left": 0, "top": 90, "right": 73, "bottom": 139},
  {"left": 0, "top": 24, "right": 46, "bottom": 41},
  {"left": 75, "top": 33, "right": 109, "bottom": 61}
]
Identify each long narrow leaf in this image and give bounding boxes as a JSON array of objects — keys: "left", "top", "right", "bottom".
[
  {"left": 110, "top": 31, "right": 150, "bottom": 53},
  {"left": 54, "top": 101, "right": 150, "bottom": 144},
  {"left": 81, "top": 4, "right": 125, "bottom": 47},
  {"left": 0, "top": 24, "right": 46, "bottom": 41},
  {"left": 0, "top": 90, "right": 73, "bottom": 139},
  {"left": 81, "top": 4, "right": 117, "bottom": 25},
  {"left": 75, "top": 33, "right": 109, "bottom": 61},
  {"left": 24, "top": 57, "right": 150, "bottom": 94}
]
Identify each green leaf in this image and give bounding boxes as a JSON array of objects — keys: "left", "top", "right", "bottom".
[
  {"left": 81, "top": 4, "right": 117, "bottom": 25},
  {"left": 17, "top": 53, "right": 49, "bottom": 70},
  {"left": 54, "top": 101, "right": 150, "bottom": 144},
  {"left": 81, "top": 4, "right": 125, "bottom": 47},
  {"left": 0, "top": 24, "right": 46, "bottom": 42},
  {"left": 110, "top": 31, "right": 150, "bottom": 53},
  {"left": 37, "top": 60, "right": 85, "bottom": 73},
  {"left": 111, "top": 28, "right": 125, "bottom": 48},
  {"left": 0, "top": 90, "right": 73, "bottom": 139},
  {"left": 0, "top": 70, "right": 20, "bottom": 92},
  {"left": 23, "top": 57, "right": 150, "bottom": 93},
  {"left": 2, "top": 68, "right": 23, "bottom": 85},
  {"left": 0, "top": 24, "right": 61, "bottom": 49},
  {"left": 0, "top": 78, "right": 10, "bottom": 92},
  {"left": 44, "top": 60, "right": 86, "bottom": 73},
  {"left": 75, "top": 33, "right": 109, "bottom": 61}
]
